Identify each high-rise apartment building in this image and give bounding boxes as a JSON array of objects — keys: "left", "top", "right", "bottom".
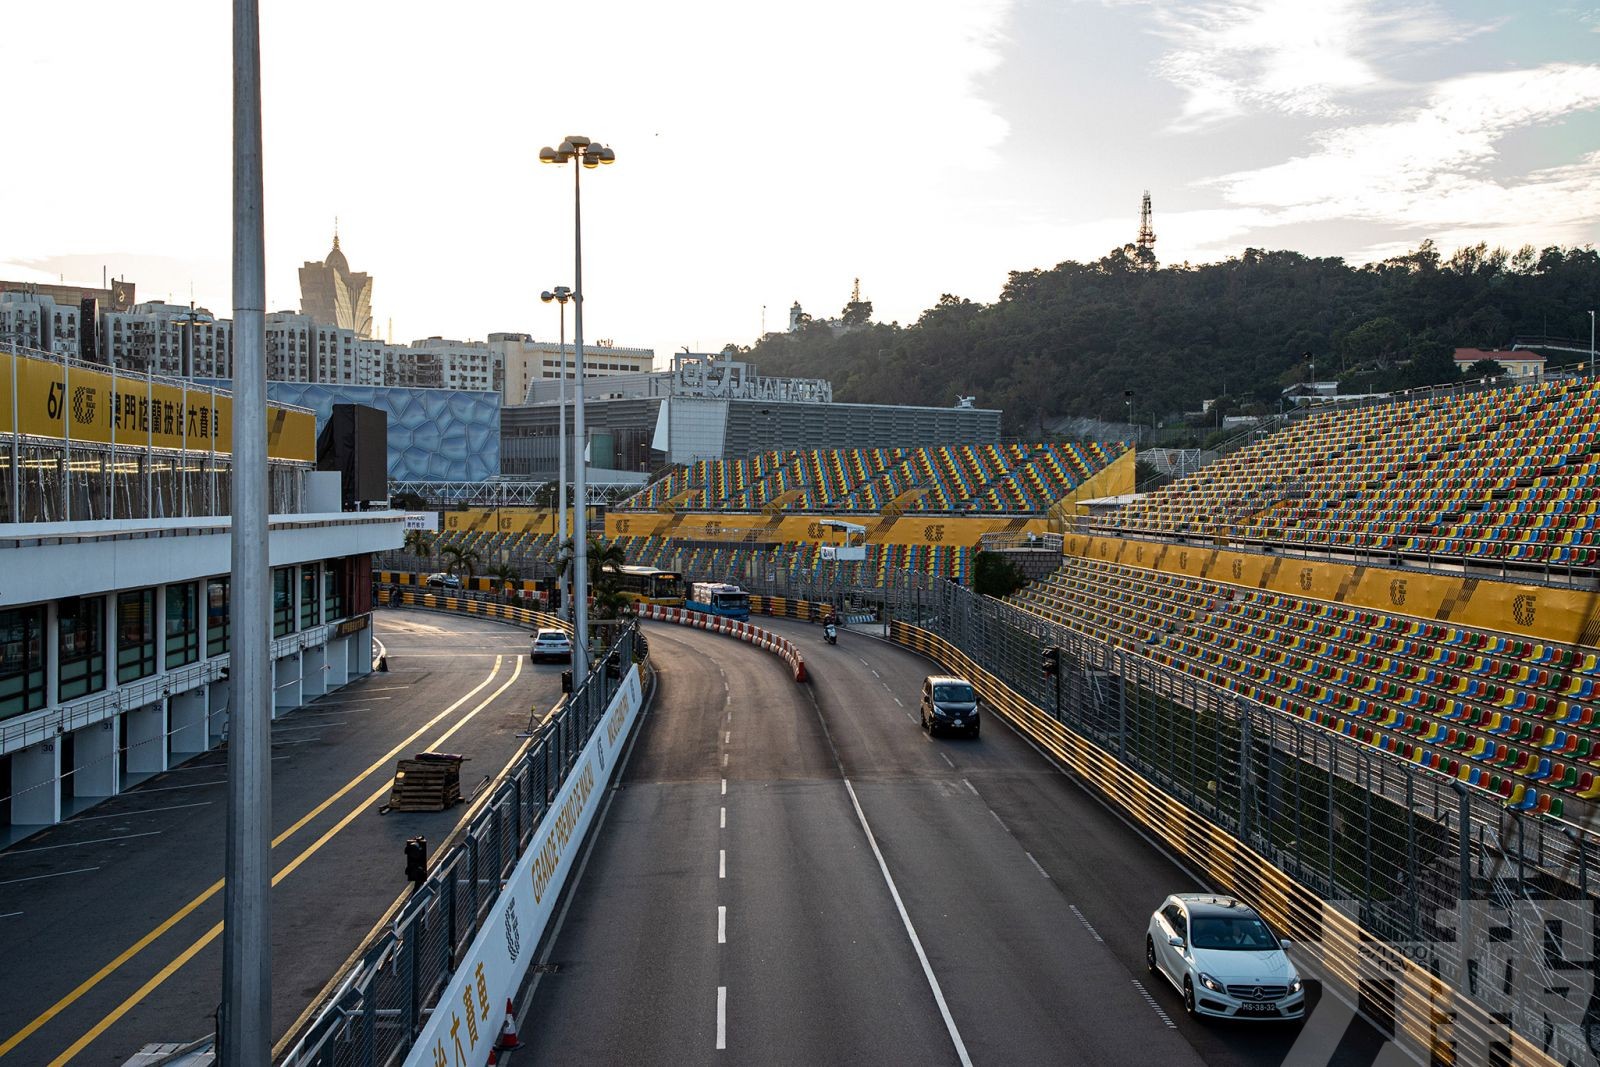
[
  {"left": 298, "top": 232, "right": 373, "bottom": 339},
  {"left": 0, "top": 291, "right": 81, "bottom": 359},
  {"left": 411, "top": 337, "right": 498, "bottom": 393},
  {"left": 102, "top": 302, "right": 233, "bottom": 379}
]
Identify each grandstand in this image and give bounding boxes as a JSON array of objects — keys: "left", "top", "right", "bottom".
[
  {"left": 1104, "top": 374, "right": 1600, "bottom": 569},
  {"left": 387, "top": 440, "right": 1131, "bottom": 589},
  {"left": 619, "top": 441, "right": 1120, "bottom": 515},
  {"left": 1002, "top": 374, "right": 1600, "bottom": 826}
]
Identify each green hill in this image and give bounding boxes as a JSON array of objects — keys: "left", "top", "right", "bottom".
[{"left": 742, "top": 242, "right": 1600, "bottom": 436}]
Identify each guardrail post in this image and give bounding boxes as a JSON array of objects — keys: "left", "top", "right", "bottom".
[
  {"left": 445, "top": 857, "right": 457, "bottom": 970},
  {"left": 1404, "top": 774, "right": 1419, "bottom": 943},
  {"left": 1238, "top": 701, "right": 1254, "bottom": 843},
  {"left": 361, "top": 978, "right": 376, "bottom": 1067},
  {"left": 1116, "top": 650, "right": 1127, "bottom": 759},
  {"left": 402, "top": 912, "right": 418, "bottom": 1041},
  {"left": 463, "top": 837, "right": 477, "bottom": 953}
]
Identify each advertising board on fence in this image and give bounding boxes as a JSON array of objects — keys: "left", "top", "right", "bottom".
[{"left": 403, "top": 665, "right": 644, "bottom": 1067}]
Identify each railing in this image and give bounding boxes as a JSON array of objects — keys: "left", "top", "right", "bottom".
[
  {"left": 747, "top": 567, "right": 1600, "bottom": 1066},
  {"left": 278, "top": 615, "right": 640, "bottom": 1067}
]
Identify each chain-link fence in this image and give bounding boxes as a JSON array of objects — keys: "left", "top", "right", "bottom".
[
  {"left": 753, "top": 567, "right": 1600, "bottom": 1065},
  {"left": 279, "top": 620, "right": 639, "bottom": 1067}
]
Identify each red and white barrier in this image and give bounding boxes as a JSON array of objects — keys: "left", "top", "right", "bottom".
[{"left": 638, "top": 604, "right": 807, "bottom": 683}]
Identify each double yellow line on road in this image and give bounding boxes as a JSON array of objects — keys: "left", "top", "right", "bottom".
[{"left": 0, "top": 655, "right": 522, "bottom": 1065}]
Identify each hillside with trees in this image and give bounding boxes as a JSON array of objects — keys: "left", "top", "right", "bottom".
[{"left": 741, "top": 242, "right": 1600, "bottom": 439}]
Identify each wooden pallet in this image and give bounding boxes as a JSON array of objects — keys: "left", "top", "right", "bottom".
[{"left": 385, "top": 754, "right": 464, "bottom": 812}]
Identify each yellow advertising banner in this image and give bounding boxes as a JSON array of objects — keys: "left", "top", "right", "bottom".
[
  {"left": 604, "top": 509, "right": 1047, "bottom": 547},
  {"left": 1061, "top": 532, "right": 1600, "bottom": 649},
  {"left": 0, "top": 351, "right": 315, "bottom": 462}
]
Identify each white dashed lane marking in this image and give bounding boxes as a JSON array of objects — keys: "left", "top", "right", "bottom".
[
  {"left": 1132, "top": 979, "right": 1178, "bottom": 1029},
  {"left": 940, "top": 752, "right": 954, "bottom": 768},
  {"left": 0, "top": 866, "right": 99, "bottom": 886},
  {"left": 716, "top": 986, "right": 727, "bottom": 1050},
  {"left": 1069, "top": 904, "right": 1103, "bottom": 941},
  {"left": 1026, "top": 851, "right": 1051, "bottom": 880},
  {"left": 718, "top": 905, "right": 727, "bottom": 944}
]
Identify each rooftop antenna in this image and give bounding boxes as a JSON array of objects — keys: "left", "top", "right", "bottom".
[{"left": 1137, "top": 191, "right": 1156, "bottom": 252}]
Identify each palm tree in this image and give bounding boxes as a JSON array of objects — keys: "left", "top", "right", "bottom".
[
  {"left": 487, "top": 561, "right": 520, "bottom": 602},
  {"left": 403, "top": 530, "right": 435, "bottom": 570},
  {"left": 457, "top": 546, "right": 482, "bottom": 586},
  {"left": 556, "top": 535, "right": 630, "bottom": 625}
]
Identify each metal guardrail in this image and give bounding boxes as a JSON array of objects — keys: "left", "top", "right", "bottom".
[
  {"left": 748, "top": 567, "right": 1600, "bottom": 1066},
  {"left": 278, "top": 615, "right": 640, "bottom": 1067}
]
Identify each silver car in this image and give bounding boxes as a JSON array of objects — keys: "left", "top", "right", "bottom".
[
  {"left": 1146, "top": 894, "right": 1305, "bottom": 1020},
  {"left": 530, "top": 628, "right": 572, "bottom": 663}
]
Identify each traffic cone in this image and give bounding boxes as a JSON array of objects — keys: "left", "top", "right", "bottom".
[{"left": 494, "top": 999, "right": 525, "bottom": 1053}]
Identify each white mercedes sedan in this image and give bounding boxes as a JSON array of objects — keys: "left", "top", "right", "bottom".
[{"left": 1146, "top": 894, "right": 1305, "bottom": 1021}]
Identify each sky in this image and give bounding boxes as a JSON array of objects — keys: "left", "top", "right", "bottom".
[{"left": 3, "top": 0, "right": 1598, "bottom": 368}]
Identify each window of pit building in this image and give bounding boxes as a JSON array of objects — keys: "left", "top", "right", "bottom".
[
  {"left": 117, "top": 588, "right": 158, "bottom": 685},
  {"left": 0, "top": 604, "right": 47, "bottom": 720},
  {"left": 165, "top": 582, "right": 199, "bottom": 670},
  {"left": 58, "top": 595, "right": 107, "bottom": 701},
  {"left": 206, "top": 577, "right": 231, "bottom": 657},
  {"left": 273, "top": 567, "right": 295, "bottom": 637},
  {"left": 324, "top": 559, "right": 348, "bottom": 622},
  {"left": 300, "top": 564, "right": 320, "bottom": 630}
]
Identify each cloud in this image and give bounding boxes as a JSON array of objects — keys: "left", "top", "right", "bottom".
[
  {"left": 1208, "top": 63, "right": 1600, "bottom": 243},
  {"left": 1135, "top": 0, "right": 1474, "bottom": 129}
]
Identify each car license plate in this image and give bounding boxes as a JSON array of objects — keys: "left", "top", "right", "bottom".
[{"left": 1238, "top": 1003, "right": 1278, "bottom": 1015}]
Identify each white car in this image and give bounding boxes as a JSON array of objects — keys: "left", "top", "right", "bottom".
[
  {"left": 530, "top": 628, "right": 573, "bottom": 663},
  {"left": 1146, "top": 894, "right": 1305, "bottom": 1021}
]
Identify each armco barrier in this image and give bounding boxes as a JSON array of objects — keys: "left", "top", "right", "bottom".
[
  {"left": 638, "top": 603, "right": 807, "bottom": 682},
  {"left": 381, "top": 585, "right": 566, "bottom": 633},
  {"left": 890, "top": 620, "right": 1559, "bottom": 1067}
]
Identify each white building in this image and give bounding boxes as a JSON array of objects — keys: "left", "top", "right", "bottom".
[
  {"left": 102, "top": 301, "right": 233, "bottom": 379},
  {"left": 0, "top": 347, "right": 403, "bottom": 840},
  {"left": 411, "top": 336, "right": 499, "bottom": 393},
  {"left": 263, "top": 312, "right": 385, "bottom": 386},
  {"left": 1, "top": 291, "right": 80, "bottom": 359},
  {"left": 488, "top": 333, "right": 654, "bottom": 406}
]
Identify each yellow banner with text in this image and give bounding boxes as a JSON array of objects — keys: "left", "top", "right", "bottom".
[
  {"left": 1061, "top": 532, "right": 1600, "bottom": 648},
  {"left": 0, "top": 351, "right": 315, "bottom": 462}
]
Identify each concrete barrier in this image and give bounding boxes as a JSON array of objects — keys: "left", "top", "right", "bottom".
[{"left": 638, "top": 604, "right": 807, "bottom": 682}]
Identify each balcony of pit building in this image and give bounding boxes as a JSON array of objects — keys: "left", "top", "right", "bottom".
[{"left": 0, "top": 350, "right": 404, "bottom": 844}]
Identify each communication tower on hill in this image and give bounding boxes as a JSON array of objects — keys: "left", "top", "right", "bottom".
[{"left": 1137, "top": 190, "right": 1156, "bottom": 253}]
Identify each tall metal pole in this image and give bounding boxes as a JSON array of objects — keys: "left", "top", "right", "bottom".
[
  {"left": 225, "top": 0, "right": 272, "bottom": 1061},
  {"left": 557, "top": 302, "right": 568, "bottom": 620},
  {"left": 570, "top": 161, "right": 589, "bottom": 677}
]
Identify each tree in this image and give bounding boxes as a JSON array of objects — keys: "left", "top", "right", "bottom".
[
  {"left": 1467, "top": 358, "right": 1508, "bottom": 378},
  {"left": 973, "top": 552, "right": 1027, "bottom": 599},
  {"left": 403, "top": 530, "right": 435, "bottom": 564},
  {"left": 391, "top": 491, "right": 428, "bottom": 511},
  {"left": 1339, "top": 316, "right": 1409, "bottom": 371},
  {"left": 487, "top": 562, "right": 521, "bottom": 602},
  {"left": 440, "top": 544, "right": 480, "bottom": 582}
]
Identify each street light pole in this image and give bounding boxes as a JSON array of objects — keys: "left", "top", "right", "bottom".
[
  {"left": 1589, "top": 310, "right": 1595, "bottom": 378},
  {"left": 226, "top": 0, "right": 272, "bottom": 1062},
  {"left": 540, "top": 135, "right": 614, "bottom": 675},
  {"left": 540, "top": 286, "right": 572, "bottom": 619}
]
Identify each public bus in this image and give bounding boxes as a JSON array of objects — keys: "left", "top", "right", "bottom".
[
  {"left": 686, "top": 581, "right": 751, "bottom": 621},
  {"left": 613, "top": 565, "right": 686, "bottom": 607}
]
